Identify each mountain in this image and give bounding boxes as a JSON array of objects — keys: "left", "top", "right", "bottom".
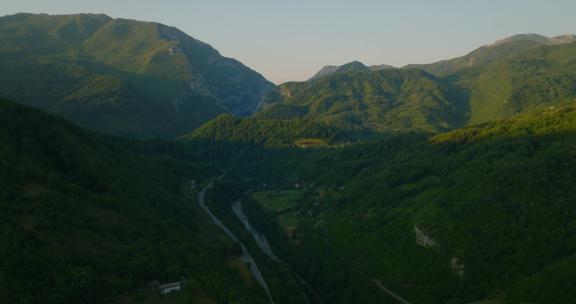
[
  {"left": 3, "top": 16, "right": 576, "bottom": 304},
  {"left": 369, "top": 63, "right": 397, "bottom": 70},
  {"left": 449, "top": 36, "right": 576, "bottom": 125},
  {"left": 0, "top": 97, "right": 281, "bottom": 303},
  {"left": 0, "top": 13, "right": 274, "bottom": 138},
  {"left": 258, "top": 69, "right": 466, "bottom": 137},
  {"left": 205, "top": 32, "right": 576, "bottom": 144},
  {"left": 189, "top": 102, "right": 576, "bottom": 304},
  {"left": 296, "top": 104, "right": 576, "bottom": 303},
  {"left": 180, "top": 34, "right": 576, "bottom": 301},
  {"left": 308, "top": 61, "right": 395, "bottom": 81},
  {"left": 402, "top": 33, "right": 576, "bottom": 126},
  {"left": 406, "top": 33, "right": 576, "bottom": 76}
]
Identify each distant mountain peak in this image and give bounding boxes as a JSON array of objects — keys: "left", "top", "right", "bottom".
[
  {"left": 487, "top": 33, "right": 548, "bottom": 47},
  {"left": 308, "top": 61, "right": 395, "bottom": 81},
  {"left": 487, "top": 33, "right": 576, "bottom": 48},
  {"left": 339, "top": 60, "right": 367, "bottom": 68},
  {"left": 370, "top": 63, "right": 396, "bottom": 70},
  {"left": 334, "top": 61, "right": 369, "bottom": 73}
]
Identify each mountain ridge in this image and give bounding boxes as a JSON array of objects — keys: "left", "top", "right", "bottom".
[
  {"left": 239, "top": 33, "right": 576, "bottom": 145},
  {"left": 405, "top": 32, "right": 576, "bottom": 76},
  {"left": 0, "top": 13, "right": 275, "bottom": 139},
  {"left": 308, "top": 60, "right": 395, "bottom": 81},
  {"left": 3, "top": 13, "right": 576, "bottom": 304}
]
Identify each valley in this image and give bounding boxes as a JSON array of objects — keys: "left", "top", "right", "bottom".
[
  {"left": 0, "top": 9, "right": 575, "bottom": 304},
  {"left": 196, "top": 176, "right": 276, "bottom": 304}
]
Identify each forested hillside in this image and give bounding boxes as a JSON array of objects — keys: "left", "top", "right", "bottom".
[
  {"left": 186, "top": 102, "right": 576, "bottom": 303},
  {"left": 406, "top": 33, "right": 575, "bottom": 76},
  {"left": 0, "top": 98, "right": 276, "bottom": 304},
  {"left": 257, "top": 69, "right": 466, "bottom": 136},
  {"left": 184, "top": 114, "right": 353, "bottom": 147},
  {"left": 2, "top": 11, "right": 576, "bottom": 303},
  {"left": 0, "top": 13, "right": 274, "bottom": 138},
  {"left": 200, "top": 35, "right": 576, "bottom": 146},
  {"left": 451, "top": 41, "right": 576, "bottom": 124}
]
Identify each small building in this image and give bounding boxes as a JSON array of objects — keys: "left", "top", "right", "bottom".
[
  {"left": 159, "top": 282, "right": 182, "bottom": 294},
  {"left": 159, "top": 277, "right": 187, "bottom": 295}
]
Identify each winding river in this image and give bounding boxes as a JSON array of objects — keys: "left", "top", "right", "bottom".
[
  {"left": 231, "top": 200, "right": 319, "bottom": 304},
  {"left": 231, "top": 200, "right": 281, "bottom": 261},
  {"left": 197, "top": 180, "right": 276, "bottom": 304}
]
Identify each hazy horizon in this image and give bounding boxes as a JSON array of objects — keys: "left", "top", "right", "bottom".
[{"left": 1, "top": 0, "right": 575, "bottom": 84}]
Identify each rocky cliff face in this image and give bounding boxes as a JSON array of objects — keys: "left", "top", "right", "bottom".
[{"left": 154, "top": 23, "right": 275, "bottom": 115}]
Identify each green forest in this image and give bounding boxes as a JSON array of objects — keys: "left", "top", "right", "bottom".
[
  {"left": 187, "top": 102, "right": 576, "bottom": 304},
  {"left": 0, "top": 98, "right": 275, "bottom": 303},
  {"left": 1, "top": 12, "right": 576, "bottom": 304}
]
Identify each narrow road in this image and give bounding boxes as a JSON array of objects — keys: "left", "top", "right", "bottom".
[{"left": 196, "top": 178, "right": 276, "bottom": 304}]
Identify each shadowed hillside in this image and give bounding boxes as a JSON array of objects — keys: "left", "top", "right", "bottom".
[{"left": 0, "top": 13, "right": 274, "bottom": 138}]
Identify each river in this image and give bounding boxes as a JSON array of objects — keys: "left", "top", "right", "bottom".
[
  {"left": 197, "top": 180, "right": 276, "bottom": 304},
  {"left": 230, "top": 199, "right": 319, "bottom": 304},
  {"left": 231, "top": 200, "right": 281, "bottom": 261}
]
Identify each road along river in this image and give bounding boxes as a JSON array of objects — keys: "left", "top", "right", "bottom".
[{"left": 197, "top": 180, "right": 276, "bottom": 304}]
